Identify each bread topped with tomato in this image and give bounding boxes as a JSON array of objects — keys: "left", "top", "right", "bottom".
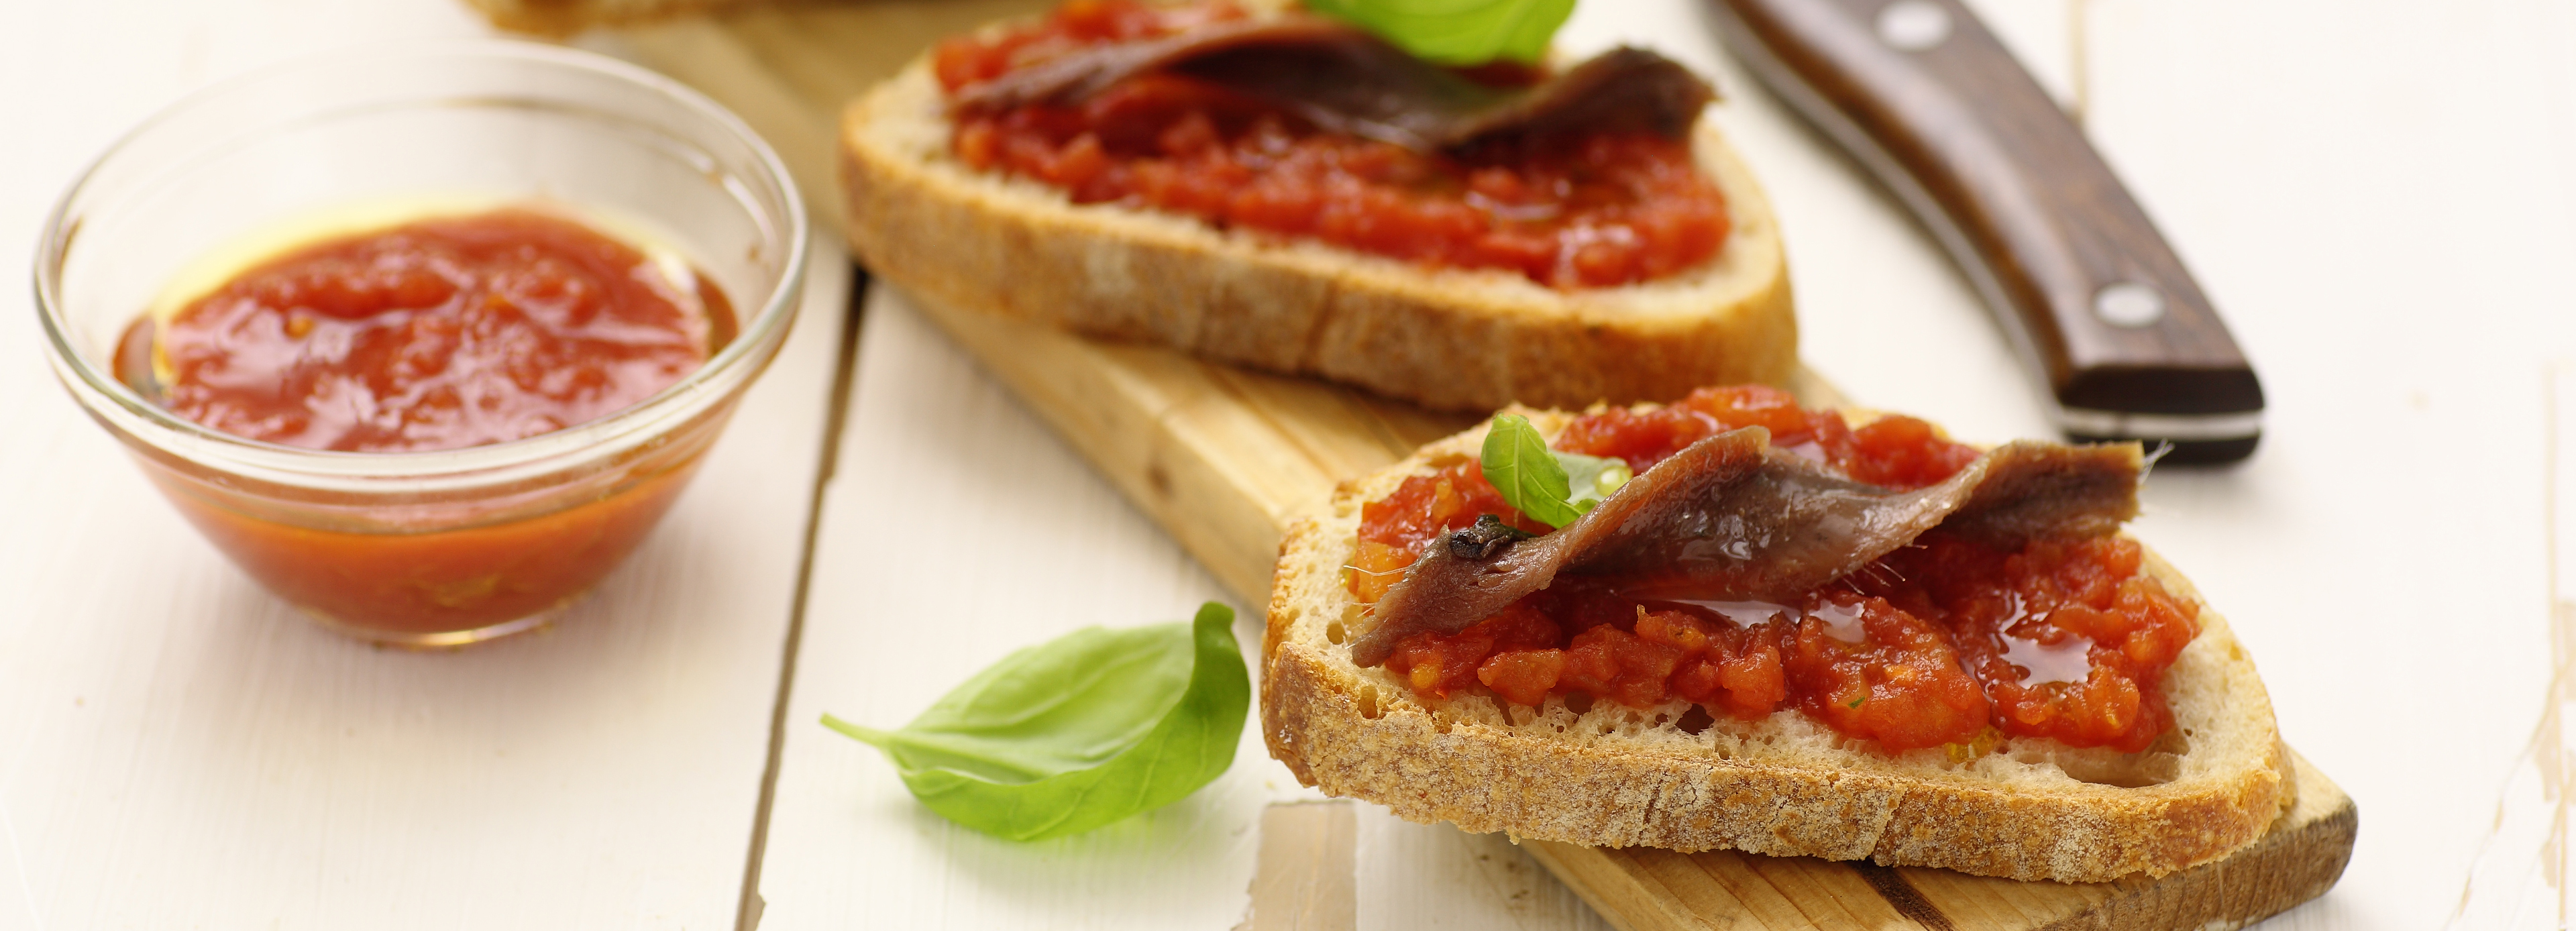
[
  {"left": 1261, "top": 385, "right": 2287, "bottom": 883},
  {"left": 839, "top": 0, "right": 1795, "bottom": 411}
]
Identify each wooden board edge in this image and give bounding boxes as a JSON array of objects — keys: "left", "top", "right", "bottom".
[
  {"left": 2044, "top": 747, "right": 2357, "bottom": 930},
  {"left": 887, "top": 286, "right": 1843, "bottom": 606},
  {"left": 1522, "top": 747, "right": 2354, "bottom": 931}
]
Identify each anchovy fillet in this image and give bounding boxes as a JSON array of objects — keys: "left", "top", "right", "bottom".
[{"left": 1347, "top": 430, "right": 2142, "bottom": 667}]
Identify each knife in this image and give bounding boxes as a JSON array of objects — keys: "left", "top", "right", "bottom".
[{"left": 1707, "top": 0, "right": 2264, "bottom": 463}]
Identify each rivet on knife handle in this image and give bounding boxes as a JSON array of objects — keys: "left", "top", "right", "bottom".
[{"left": 1709, "top": 0, "right": 2265, "bottom": 462}]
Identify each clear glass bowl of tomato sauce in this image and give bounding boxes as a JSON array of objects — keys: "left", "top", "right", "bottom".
[{"left": 33, "top": 42, "right": 807, "bottom": 646}]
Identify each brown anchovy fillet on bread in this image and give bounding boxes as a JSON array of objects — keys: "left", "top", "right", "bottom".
[
  {"left": 840, "top": 12, "right": 1795, "bottom": 412},
  {"left": 1346, "top": 429, "right": 2147, "bottom": 667},
  {"left": 1263, "top": 407, "right": 2288, "bottom": 883},
  {"left": 953, "top": 19, "right": 1717, "bottom": 153}
]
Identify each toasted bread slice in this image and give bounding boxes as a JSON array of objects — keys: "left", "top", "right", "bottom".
[
  {"left": 464, "top": 0, "right": 746, "bottom": 35},
  {"left": 1261, "top": 408, "right": 2288, "bottom": 883},
  {"left": 840, "top": 58, "right": 1797, "bottom": 413}
]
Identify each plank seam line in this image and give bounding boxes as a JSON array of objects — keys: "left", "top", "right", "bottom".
[
  {"left": 1194, "top": 364, "right": 1350, "bottom": 529},
  {"left": 1849, "top": 863, "right": 1955, "bottom": 931},
  {"left": 1621, "top": 851, "right": 1705, "bottom": 930},
  {"left": 733, "top": 264, "right": 873, "bottom": 931},
  {"left": 1346, "top": 398, "right": 1426, "bottom": 461}
]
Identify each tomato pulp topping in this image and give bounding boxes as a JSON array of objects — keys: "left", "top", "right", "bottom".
[
  {"left": 125, "top": 207, "right": 732, "bottom": 453},
  {"left": 932, "top": 0, "right": 1731, "bottom": 288},
  {"left": 1348, "top": 385, "right": 2199, "bottom": 753}
]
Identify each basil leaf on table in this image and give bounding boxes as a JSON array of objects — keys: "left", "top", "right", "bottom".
[
  {"left": 1305, "top": 0, "right": 1578, "bottom": 66},
  {"left": 823, "top": 602, "right": 1249, "bottom": 842},
  {"left": 1480, "top": 413, "right": 1628, "bottom": 529}
]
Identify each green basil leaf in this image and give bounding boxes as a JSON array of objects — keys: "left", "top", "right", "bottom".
[
  {"left": 1305, "top": 0, "right": 1578, "bottom": 66},
  {"left": 1481, "top": 413, "right": 1586, "bottom": 528},
  {"left": 1481, "top": 414, "right": 1633, "bottom": 529},
  {"left": 1557, "top": 449, "right": 1631, "bottom": 513},
  {"left": 823, "top": 602, "right": 1249, "bottom": 842}
]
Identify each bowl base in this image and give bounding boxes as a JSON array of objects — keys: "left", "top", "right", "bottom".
[{"left": 299, "top": 602, "right": 574, "bottom": 649}]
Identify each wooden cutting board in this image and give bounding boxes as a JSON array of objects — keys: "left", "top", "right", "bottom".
[{"left": 608, "top": 7, "right": 2356, "bottom": 928}]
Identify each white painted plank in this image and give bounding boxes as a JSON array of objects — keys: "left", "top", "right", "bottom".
[
  {"left": 0, "top": 252, "right": 844, "bottom": 928},
  {"left": 2444, "top": 364, "right": 2576, "bottom": 930},
  {"left": 12, "top": 0, "right": 2560, "bottom": 927},
  {"left": 0, "top": 240, "right": 845, "bottom": 930},
  {"left": 0, "top": 5, "right": 852, "bottom": 924},
  {"left": 748, "top": 285, "right": 1317, "bottom": 930},
  {"left": 2078, "top": 1, "right": 2576, "bottom": 928},
  {"left": 758, "top": 286, "right": 1638, "bottom": 930},
  {"left": 1354, "top": 808, "right": 1615, "bottom": 931},
  {"left": 752, "top": 286, "right": 1627, "bottom": 923}
]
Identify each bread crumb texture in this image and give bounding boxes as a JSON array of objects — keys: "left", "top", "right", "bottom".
[{"left": 1260, "top": 413, "right": 2287, "bottom": 883}]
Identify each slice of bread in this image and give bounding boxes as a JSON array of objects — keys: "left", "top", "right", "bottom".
[
  {"left": 840, "top": 58, "right": 1797, "bottom": 413},
  {"left": 464, "top": 0, "right": 748, "bottom": 36},
  {"left": 1261, "top": 408, "right": 2288, "bottom": 883}
]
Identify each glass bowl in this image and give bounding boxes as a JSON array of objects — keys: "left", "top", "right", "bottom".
[{"left": 34, "top": 42, "right": 808, "bottom": 646}]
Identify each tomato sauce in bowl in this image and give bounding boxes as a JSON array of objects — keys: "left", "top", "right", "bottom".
[
  {"left": 34, "top": 42, "right": 809, "bottom": 647},
  {"left": 1347, "top": 386, "right": 2200, "bottom": 754},
  {"left": 109, "top": 207, "right": 743, "bottom": 640},
  {"left": 122, "top": 208, "right": 733, "bottom": 452},
  {"left": 100, "top": 206, "right": 747, "bottom": 639}
]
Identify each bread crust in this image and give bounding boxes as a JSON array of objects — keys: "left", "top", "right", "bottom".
[
  {"left": 841, "top": 60, "right": 1798, "bottom": 412},
  {"left": 1260, "top": 410, "right": 2288, "bottom": 883},
  {"left": 464, "top": 0, "right": 748, "bottom": 36}
]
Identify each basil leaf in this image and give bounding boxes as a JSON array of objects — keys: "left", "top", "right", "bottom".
[
  {"left": 824, "top": 602, "right": 1249, "bottom": 842},
  {"left": 1481, "top": 414, "right": 1632, "bottom": 529},
  {"left": 1558, "top": 449, "right": 1630, "bottom": 512},
  {"left": 1305, "top": 0, "right": 1578, "bottom": 66},
  {"left": 1481, "top": 413, "right": 1585, "bottom": 528}
]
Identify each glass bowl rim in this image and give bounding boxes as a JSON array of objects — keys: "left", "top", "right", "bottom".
[{"left": 31, "top": 39, "right": 810, "bottom": 483}]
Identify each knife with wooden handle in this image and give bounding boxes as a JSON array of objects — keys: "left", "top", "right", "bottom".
[{"left": 1708, "top": 0, "right": 2263, "bottom": 463}]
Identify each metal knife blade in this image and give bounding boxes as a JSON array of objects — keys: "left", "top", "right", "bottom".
[{"left": 1708, "top": 0, "right": 2264, "bottom": 463}]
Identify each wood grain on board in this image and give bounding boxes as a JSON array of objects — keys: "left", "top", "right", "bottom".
[
  {"left": 613, "top": 6, "right": 2353, "bottom": 929},
  {"left": 1524, "top": 750, "right": 2353, "bottom": 931}
]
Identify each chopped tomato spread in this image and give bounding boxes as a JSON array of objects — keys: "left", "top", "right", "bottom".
[
  {"left": 932, "top": 0, "right": 1731, "bottom": 288},
  {"left": 1353, "top": 385, "right": 2200, "bottom": 753},
  {"left": 137, "top": 208, "right": 729, "bottom": 453}
]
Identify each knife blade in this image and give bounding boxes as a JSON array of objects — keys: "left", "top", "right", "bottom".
[{"left": 1707, "top": 0, "right": 2264, "bottom": 463}]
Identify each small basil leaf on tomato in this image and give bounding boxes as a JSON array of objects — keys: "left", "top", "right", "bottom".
[
  {"left": 1305, "top": 0, "right": 1578, "bottom": 66},
  {"left": 1481, "top": 413, "right": 1587, "bottom": 529},
  {"left": 1556, "top": 450, "right": 1631, "bottom": 514},
  {"left": 823, "top": 602, "right": 1250, "bottom": 842}
]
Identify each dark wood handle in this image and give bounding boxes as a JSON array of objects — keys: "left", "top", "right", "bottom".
[{"left": 1709, "top": 0, "right": 2263, "bottom": 457}]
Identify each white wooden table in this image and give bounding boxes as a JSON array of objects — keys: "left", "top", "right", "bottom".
[{"left": 5, "top": 1, "right": 2573, "bottom": 928}]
